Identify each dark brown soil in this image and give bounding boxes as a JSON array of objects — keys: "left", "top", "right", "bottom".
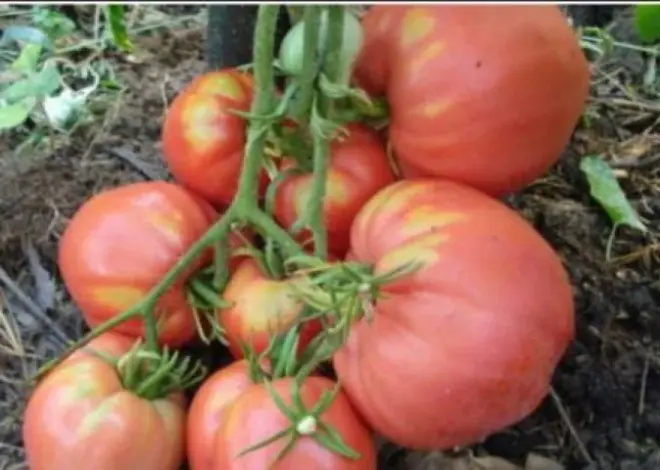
[{"left": 1, "top": 7, "right": 659, "bottom": 470}]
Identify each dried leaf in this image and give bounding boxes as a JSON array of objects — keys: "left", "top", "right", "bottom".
[{"left": 24, "top": 240, "right": 55, "bottom": 311}]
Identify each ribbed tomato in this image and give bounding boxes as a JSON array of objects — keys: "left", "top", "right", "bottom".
[
  {"left": 161, "top": 68, "right": 269, "bottom": 208},
  {"left": 218, "top": 258, "right": 322, "bottom": 359},
  {"left": 23, "top": 334, "right": 186, "bottom": 470},
  {"left": 58, "top": 181, "right": 239, "bottom": 347},
  {"left": 333, "top": 179, "right": 575, "bottom": 450},
  {"left": 187, "top": 360, "right": 256, "bottom": 470},
  {"left": 353, "top": 5, "right": 590, "bottom": 197},
  {"left": 213, "top": 376, "right": 377, "bottom": 469},
  {"left": 273, "top": 123, "right": 395, "bottom": 258}
]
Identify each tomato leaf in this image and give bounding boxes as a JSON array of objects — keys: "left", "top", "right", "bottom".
[
  {"left": 103, "top": 5, "right": 134, "bottom": 53},
  {"left": 634, "top": 4, "right": 660, "bottom": 44},
  {"left": 31, "top": 6, "right": 77, "bottom": 41},
  {"left": 579, "top": 155, "right": 647, "bottom": 233},
  {"left": 0, "top": 97, "right": 37, "bottom": 130},
  {"left": 11, "top": 43, "right": 43, "bottom": 74},
  {"left": 1, "top": 64, "right": 61, "bottom": 103}
]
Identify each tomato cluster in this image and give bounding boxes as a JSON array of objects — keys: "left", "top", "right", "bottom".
[{"left": 23, "top": 5, "right": 586, "bottom": 470}]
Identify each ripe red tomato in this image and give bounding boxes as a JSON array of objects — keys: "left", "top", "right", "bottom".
[
  {"left": 218, "top": 258, "right": 322, "bottom": 359},
  {"left": 58, "top": 181, "right": 237, "bottom": 347},
  {"left": 212, "top": 376, "right": 377, "bottom": 469},
  {"left": 23, "top": 333, "right": 186, "bottom": 470},
  {"left": 333, "top": 179, "right": 575, "bottom": 450},
  {"left": 161, "top": 68, "right": 269, "bottom": 208},
  {"left": 187, "top": 360, "right": 256, "bottom": 470},
  {"left": 353, "top": 5, "right": 590, "bottom": 197},
  {"left": 273, "top": 123, "right": 395, "bottom": 258}
]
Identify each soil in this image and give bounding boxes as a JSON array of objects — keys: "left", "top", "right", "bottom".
[{"left": 1, "top": 7, "right": 659, "bottom": 470}]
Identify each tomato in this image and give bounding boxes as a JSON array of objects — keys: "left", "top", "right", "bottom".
[
  {"left": 187, "top": 360, "right": 256, "bottom": 470},
  {"left": 333, "top": 179, "right": 575, "bottom": 450},
  {"left": 274, "top": 124, "right": 395, "bottom": 258},
  {"left": 23, "top": 333, "right": 186, "bottom": 470},
  {"left": 161, "top": 68, "right": 269, "bottom": 208},
  {"left": 213, "top": 376, "right": 376, "bottom": 469},
  {"left": 218, "top": 258, "right": 322, "bottom": 359},
  {"left": 353, "top": 5, "right": 590, "bottom": 197},
  {"left": 58, "top": 181, "right": 237, "bottom": 347},
  {"left": 279, "top": 8, "right": 364, "bottom": 86}
]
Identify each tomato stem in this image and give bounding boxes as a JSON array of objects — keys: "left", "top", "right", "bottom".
[{"left": 291, "top": 6, "right": 321, "bottom": 124}]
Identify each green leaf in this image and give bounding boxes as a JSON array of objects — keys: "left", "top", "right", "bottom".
[
  {"left": 580, "top": 155, "right": 647, "bottom": 233},
  {"left": 634, "top": 4, "right": 660, "bottom": 44},
  {"left": 103, "top": 5, "right": 134, "bottom": 52},
  {"left": 0, "top": 98, "right": 37, "bottom": 130},
  {"left": 11, "top": 43, "right": 43, "bottom": 74},
  {"left": 1, "top": 64, "right": 61, "bottom": 103},
  {"left": 31, "top": 6, "right": 77, "bottom": 41}
]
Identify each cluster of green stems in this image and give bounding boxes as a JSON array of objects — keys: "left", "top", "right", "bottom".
[{"left": 38, "top": 4, "right": 349, "bottom": 385}]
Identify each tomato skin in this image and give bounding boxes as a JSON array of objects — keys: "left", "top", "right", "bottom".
[
  {"left": 354, "top": 5, "right": 590, "bottom": 197},
  {"left": 187, "top": 360, "right": 255, "bottom": 470},
  {"left": 213, "top": 376, "right": 376, "bottom": 469},
  {"left": 23, "top": 334, "right": 186, "bottom": 470},
  {"left": 58, "top": 181, "right": 233, "bottom": 347},
  {"left": 274, "top": 124, "right": 395, "bottom": 258},
  {"left": 161, "top": 69, "right": 269, "bottom": 208},
  {"left": 218, "top": 258, "right": 322, "bottom": 359},
  {"left": 333, "top": 179, "right": 575, "bottom": 450}
]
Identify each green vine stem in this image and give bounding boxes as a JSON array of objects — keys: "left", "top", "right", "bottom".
[
  {"left": 36, "top": 4, "right": 302, "bottom": 381},
  {"left": 292, "top": 6, "right": 346, "bottom": 258},
  {"left": 292, "top": 6, "right": 321, "bottom": 124}
]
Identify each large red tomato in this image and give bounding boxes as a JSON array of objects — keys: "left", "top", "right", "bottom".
[
  {"left": 161, "top": 68, "right": 269, "bottom": 208},
  {"left": 333, "top": 179, "right": 575, "bottom": 450},
  {"left": 58, "top": 181, "right": 237, "bottom": 347},
  {"left": 218, "top": 258, "right": 322, "bottom": 359},
  {"left": 187, "top": 360, "right": 256, "bottom": 470},
  {"left": 353, "top": 5, "right": 590, "bottom": 197},
  {"left": 23, "top": 334, "right": 186, "bottom": 470},
  {"left": 213, "top": 376, "right": 376, "bottom": 469},
  {"left": 273, "top": 123, "right": 395, "bottom": 258}
]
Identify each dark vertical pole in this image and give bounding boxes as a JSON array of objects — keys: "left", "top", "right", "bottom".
[{"left": 206, "top": 5, "right": 291, "bottom": 71}]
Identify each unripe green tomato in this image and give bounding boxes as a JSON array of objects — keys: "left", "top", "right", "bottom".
[{"left": 279, "top": 8, "right": 364, "bottom": 86}]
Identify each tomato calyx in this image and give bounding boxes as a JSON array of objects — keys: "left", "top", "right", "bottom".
[
  {"left": 109, "top": 340, "right": 207, "bottom": 400},
  {"left": 236, "top": 378, "right": 361, "bottom": 465},
  {"left": 280, "top": 254, "right": 421, "bottom": 372}
]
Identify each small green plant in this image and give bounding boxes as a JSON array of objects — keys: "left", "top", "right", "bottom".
[{"left": 0, "top": 5, "right": 130, "bottom": 150}]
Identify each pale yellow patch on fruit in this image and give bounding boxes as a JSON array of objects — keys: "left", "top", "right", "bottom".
[
  {"left": 401, "top": 8, "right": 435, "bottom": 47},
  {"left": 419, "top": 99, "right": 452, "bottom": 118},
  {"left": 77, "top": 395, "right": 123, "bottom": 438},
  {"left": 293, "top": 170, "right": 349, "bottom": 216},
  {"left": 92, "top": 286, "right": 145, "bottom": 311},
  {"left": 237, "top": 282, "right": 302, "bottom": 334},
  {"left": 403, "top": 208, "right": 466, "bottom": 237},
  {"left": 409, "top": 40, "right": 446, "bottom": 76},
  {"left": 181, "top": 96, "right": 222, "bottom": 154},
  {"left": 377, "top": 232, "right": 449, "bottom": 273},
  {"left": 197, "top": 73, "right": 245, "bottom": 101},
  {"left": 144, "top": 210, "right": 183, "bottom": 240}
]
